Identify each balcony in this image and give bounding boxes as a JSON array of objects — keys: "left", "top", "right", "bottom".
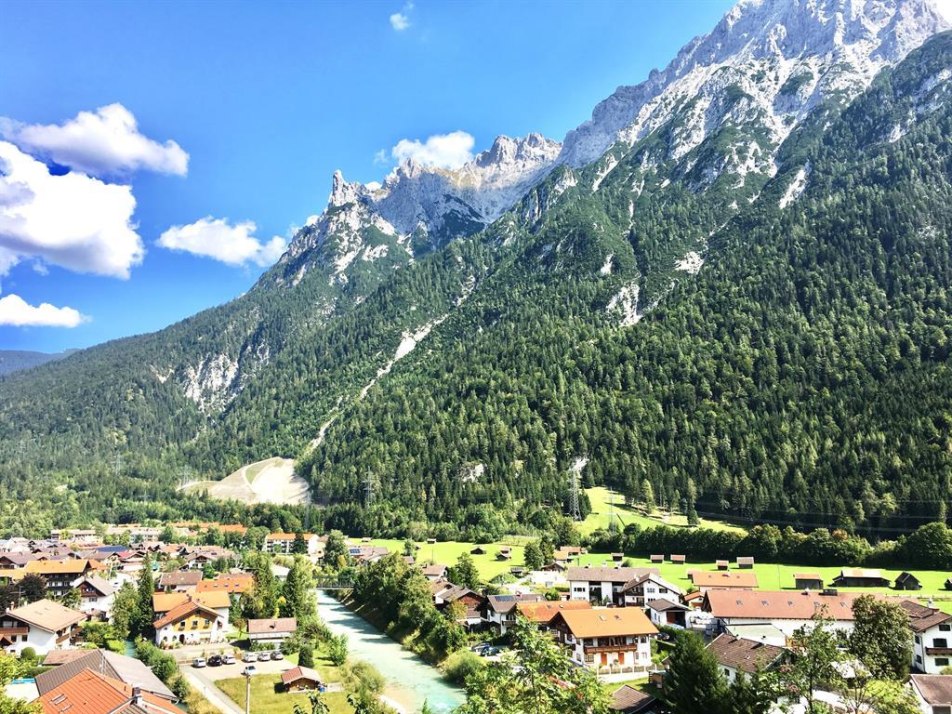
[
  {"left": 926, "top": 647, "right": 952, "bottom": 656},
  {"left": 584, "top": 643, "right": 641, "bottom": 655}
]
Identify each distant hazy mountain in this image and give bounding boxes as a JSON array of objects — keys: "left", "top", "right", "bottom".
[{"left": 0, "top": 350, "right": 73, "bottom": 376}]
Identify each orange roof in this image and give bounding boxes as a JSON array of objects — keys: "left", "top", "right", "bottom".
[
  {"left": 196, "top": 574, "right": 253, "bottom": 594},
  {"left": 38, "top": 668, "right": 179, "bottom": 714},
  {"left": 690, "top": 571, "right": 759, "bottom": 589},
  {"left": 153, "top": 591, "right": 229, "bottom": 616},
  {"left": 265, "top": 532, "right": 315, "bottom": 541},
  {"left": 516, "top": 600, "right": 592, "bottom": 623},
  {"left": 153, "top": 599, "right": 219, "bottom": 629},
  {"left": 217, "top": 524, "right": 247, "bottom": 534},
  {"left": 26, "top": 559, "right": 90, "bottom": 575},
  {"left": 552, "top": 607, "right": 658, "bottom": 638}
]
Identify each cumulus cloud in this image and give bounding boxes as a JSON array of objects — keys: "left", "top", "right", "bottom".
[
  {"left": 0, "top": 141, "right": 144, "bottom": 278},
  {"left": 390, "top": 2, "right": 413, "bottom": 30},
  {"left": 157, "top": 217, "right": 287, "bottom": 267},
  {"left": 0, "top": 294, "right": 87, "bottom": 327},
  {"left": 390, "top": 131, "right": 475, "bottom": 170},
  {"left": 0, "top": 103, "right": 188, "bottom": 178}
]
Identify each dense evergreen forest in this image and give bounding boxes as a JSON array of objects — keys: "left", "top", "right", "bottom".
[{"left": 0, "top": 34, "right": 950, "bottom": 537}]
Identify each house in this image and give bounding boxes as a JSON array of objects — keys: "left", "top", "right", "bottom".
[
  {"left": 0, "top": 599, "right": 86, "bottom": 655},
  {"left": 74, "top": 576, "right": 115, "bottom": 618},
  {"left": 704, "top": 589, "right": 864, "bottom": 638},
  {"left": 196, "top": 573, "right": 254, "bottom": 595},
  {"left": 567, "top": 566, "right": 660, "bottom": 606},
  {"left": 349, "top": 545, "right": 389, "bottom": 565},
  {"left": 24, "top": 559, "right": 95, "bottom": 598},
  {"left": 715, "top": 560, "right": 730, "bottom": 570},
  {"left": 550, "top": 607, "right": 658, "bottom": 675},
  {"left": 36, "top": 648, "right": 175, "bottom": 700},
  {"left": 157, "top": 570, "right": 202, "bottom": 592},
  {"left": 422, "top": 564, "right": 448, "bottom": 581},
  {"left": 794, "top": 573, "right": 824, "bottom": 590},
  {"left": 264, "top": 532, "right": 321, "bottom": 556},
  {"left": 903, "top": 600, "right": 952, "bottom": 674},
  {"left": 0, "top": 553, "right": 34, "bottom": 569},
  {"left": 483, "top": 593, "right": 544, "bottom": 634},
  {"left": 896, "top": 572, "right": 923, "bottom": 591},
  {"left": 671, "top": 555, "right": 686, "bottom": 565},
  {"left": 647, "top": 599, "right": 690, "bottom": 629},
  {"left": 248, "top": 617, "right": 297, "bottom": 646},
  {"left": 37, "top": 669, "right": 182, "bottom": 714},
  {"left": 153, "top": 600, "right": 226, "bottom": 647},
  {"left": 622, "top": 572, "right": 684, "bottom": 607},
  {"left": 610, "top": 684, "right": 658, "bottom": 713},
  {"left": 553, "top": 547, "right": 584, "bottom": 565},
  {"left": 689, "top": 570, "right": 758, "bottom": 593},
  {"left": 153, "top": 590, "right": 231, "bottom": 629},
  {"left": 831, "top": 568, "right": 890, "bottom": 588},
  {"left": 705, "top": 633, "right": 785, "bottom": 683},
  {"left": 431, "top": 583, "right": 485, "bottom": 627},
  {"left": 724, "top": 623, "right": 787, "bottom": 647},
  {"left": 910, "top": 674, "right": 952, "bottom": 714},
  {"left": 515, "top": 600, "right": 592, "bottom": 630},
  {"left": 736, "top": 557, "right": 755, "bottom": 569},
  {"left": 282, "top": 665, "right": 323, "bottom": 692}
]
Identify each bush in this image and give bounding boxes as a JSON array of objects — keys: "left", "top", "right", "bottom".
[
  {"left": 443, "top": 650, "right": 484, "bottom": 686},
  {"left": 346, "top": 660, "right": 383, "bottom": 695},
  {"left": 19, "top": 647, "right": 36, "bottom": 662},
  {"left": 298, "top": 643, "right": 314, "bottom": 668}
]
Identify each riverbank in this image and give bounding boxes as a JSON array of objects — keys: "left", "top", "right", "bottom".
[{"left": 317, "top": 590, "right": 465, "bottom": 713}]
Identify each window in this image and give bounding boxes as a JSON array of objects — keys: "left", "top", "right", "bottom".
[
  {"left": 916, "top": 654, "right": 923, "bottom": 663},
  {"left": 933, "top": 638, "right": 948, "bottom": 648},
  {"left": 936, "top": 657, "right": 950, "bottom": 666},
  {"left": 916, "top": 635, "right": 921, "bottom": 644},
  {"left": 941, "top": 624, "right": 951, "bottom": 632},
  {"left": 934, "top": 707, "right": 951, "bottom": 714}
]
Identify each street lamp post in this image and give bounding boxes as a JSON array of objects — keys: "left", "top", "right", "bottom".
[{"left": 242, "top": 665, "right": 255, "bottom": 714}]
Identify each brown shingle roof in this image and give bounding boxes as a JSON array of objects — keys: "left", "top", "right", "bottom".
[
  {"left": 566, "top": 566, "right": 659, "bottom": 584},
  {"left": 610, "top": 684, "right": 655, "bottom": 713},
  {"left": 248, "top": 617, "right": 297, "bottom": 635},
  {"left": 901, "top": 600, "right": 952, "bottom": 632},
  {"left": 35, "top": 649, "right": 174, "bottom": 700},
  {"left": 485, "top": 593, "right": 543, "bottom": 614},
  {"left": 911, "top": 674, "right": 952, "bottom": 704},
  {"left": 516, "top": 600, "right": 592, "bottom": 624},
  {"left": 281, "top": 666, "right": 321, "bottom": 686},
  {"left": 152, "top": 600, "right": 219, "bottom": 629},
  {"left": 706, "top": 634, "right": 785, "bottom": 674},
  {"left": 552, "top": 607, "right": 658, "bottom": 638},
  {"left": 158, "top": 571, "right": 201, "bottom": 588}
]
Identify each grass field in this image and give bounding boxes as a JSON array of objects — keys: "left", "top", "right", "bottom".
[
  {"left": 580, "top": 487, "right": 746, "bottom": 536},
  {"left": 217, "top": 674, "right": 352, "bottom": 714},
  {"left": 364, "top": 539, "right": 526, "bottom": 581}
]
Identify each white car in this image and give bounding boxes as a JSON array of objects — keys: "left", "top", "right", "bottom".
[
  {"left": 222, "top": 654, "right": 236, "bottom": 665},
  {"left": 192, "top": 658, "right": 207, "bottom": 668},
  {"left": 241, "top": 651, "right": 258, "bottom": 663}
]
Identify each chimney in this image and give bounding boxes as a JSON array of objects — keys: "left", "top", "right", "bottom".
[{"left": 132, "top": 687, "right": 143, "bottom": 706}]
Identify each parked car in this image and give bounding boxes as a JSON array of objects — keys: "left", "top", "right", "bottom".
[
  {"left": 480, "top": 647, "right": 500, "bottom": 657},
  {"left": 271, "top": 650, "right": 284, "bottom": 660},
  {"left": 258, "top": 650, "right": 273, "bottom": 661},
  {"left": 222, "top": 653, "right": 236, "bottom": 665},
  {"left": 470, "top": 642, "right": 491, "bottom": 654},
  {"left": 192, "top": 658, "right": 207, "bottom": 668},
  {"left": 207, "top": 655, "right": 222, "bottom": 667},
  {"left": 241, "top": 651, "right": 258, "bottom": 663}
]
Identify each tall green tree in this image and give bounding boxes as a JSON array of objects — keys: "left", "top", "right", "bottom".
[
  {"left": 293, "top": 691, "right": 330, "bottom": 714},
  {"left": 19, "top": 575, "right": 46, "bottom": 603},
  {"left": 282, "top": 556, "right": 316, "bottom": 623},
  {"left": 292, "top": 531, "right": 308, "bottom": 555},
  {"left": 664, "top": 631, "right": 728, "bottom": 714},
  {"left": 849, "top": 595, "right": 912, "bottom": 680},
  {"left": 456, "top": 617, "right": 609, "bottom": 714},
  {"left": 523, "top": 541, "right": 543, "bottom": 571},
  {"left": 111, "top": 581, "right": 139, "bottom": 639},
  {"left": 130, "top": 557, "right": 156, "bottom": 638},
  {"left": 324, "top": 530, "right": 349, "bottom": 570},
  {"left": 449, "top": 552, "right": 480, "bottom": 590},
  {"left": 784, "top": 611, "right": 844, "bottom": 714}
]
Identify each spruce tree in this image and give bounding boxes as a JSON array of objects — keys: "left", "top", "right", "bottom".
[{"left": 664, "top": 631, "right": 728, "bottom": 714}]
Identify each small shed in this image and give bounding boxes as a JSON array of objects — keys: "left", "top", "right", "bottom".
[
  {"left": 610, "top": 684, "right": 657, "bottom": 713},
  {"left": 736, "top": 557, "right": 755, "bottom": 569},
  {"left": 832, "top": 568, "right": 890, "bottom": 588},
  {"left": 894, "top": 572, "right": 922, "bottom": 591},
  {"left": 497, "top": 547, "right": 512, "bottom": 561},
  {"left": 426, "top": 538, "right": 437, "bottom": 545},
  {"left": 650, "top": 554, "right": 664, "bottom": 564},
  {"left": 281, "top": 665, "right": 322, "bottom": 692},
  {"left": 794, "top": 573, "right": 824, "bottom": 590},
  {"left": 715, "top": 560, "right": 730, "bottom": 571},
  {"left": 945, "top": 577, "right": 952, "bottom": 591},
  {"left": 611, "top": 553, "right": 624, "bottom": 563},
  {"left": 509, "top": 566, "right": 527, "bottom": 577},
  {"left": 670, "top": 555, "right": 686, "bottom": 565},
  {"left": 471, "top": 545, "right": 487, "bottom": 555}
]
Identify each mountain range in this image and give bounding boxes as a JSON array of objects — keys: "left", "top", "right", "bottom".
[{"left": 1, "top": 0, "right": 951, "bottom": 537}]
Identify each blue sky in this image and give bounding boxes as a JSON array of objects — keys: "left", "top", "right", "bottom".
[{"left": 0, "top": 0, "right": 733, "bottom": 352}]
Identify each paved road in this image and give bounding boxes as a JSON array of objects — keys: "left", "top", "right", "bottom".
[{"left": 182, "top": 669, "right": 243, "bottom": 714}]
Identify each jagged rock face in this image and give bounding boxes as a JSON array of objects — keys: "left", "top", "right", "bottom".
[
  {"left": 558, "top": 0, "right": 951, "bottom": 169},
  {"left": 274, "top": 133, "right": 561, "bottom": 286}
]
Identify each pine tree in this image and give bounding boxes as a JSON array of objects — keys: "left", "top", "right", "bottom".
[
  {"left": 641, "top": 479, "right": 656, "bottom": 514},
  {"left": 131, "top": 556, "right": 156, "bottom": 638},
  {"left": 664, "top": 631, "right": 728, "bottom": 714},
  {"left": 282, "top": 556, "right": 316, "bottom": 623},
  {"left": 449, "top": 552, "right": 480, "bottom": 590}
]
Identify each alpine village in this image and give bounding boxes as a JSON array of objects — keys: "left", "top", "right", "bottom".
[{"left": 3, "top": 0, "right": 952, "bottom": 712}]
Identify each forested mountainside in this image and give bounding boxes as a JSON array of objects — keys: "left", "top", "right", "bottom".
[
  {"left": 0, "top": 350, "right": 71, "bottom": 376},
  {"left": 0, "top": 0, "right": 950, "bottom": 537}
]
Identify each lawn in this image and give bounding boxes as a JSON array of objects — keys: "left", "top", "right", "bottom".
[
  {"left": 217, "top": 675, "right": 352, "bottom": 714},
  {"left": 362, "top": 539, "right": 526, "bottom": 581},
  {"left": 579, "top": 487, "right": 746, "bottom": 536}
]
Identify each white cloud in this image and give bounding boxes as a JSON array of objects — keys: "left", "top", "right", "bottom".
[
  {"left": 390, "top": 131, "right": 475, "bottom": 170},
  {"left": 0, "top": 141, "right": 144, "bottom": 278},
  {"left": 0, "top": 293, "right": 87, "bottom": 327},
  {"left": 157, "top": 217, "right": 287, "bottom": 267},
  {"left": 390, "top": 1, "right": 413, "bottom": 30},
  {"left": 0, "top": 103, "right": 188, "bottom": 178}
]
